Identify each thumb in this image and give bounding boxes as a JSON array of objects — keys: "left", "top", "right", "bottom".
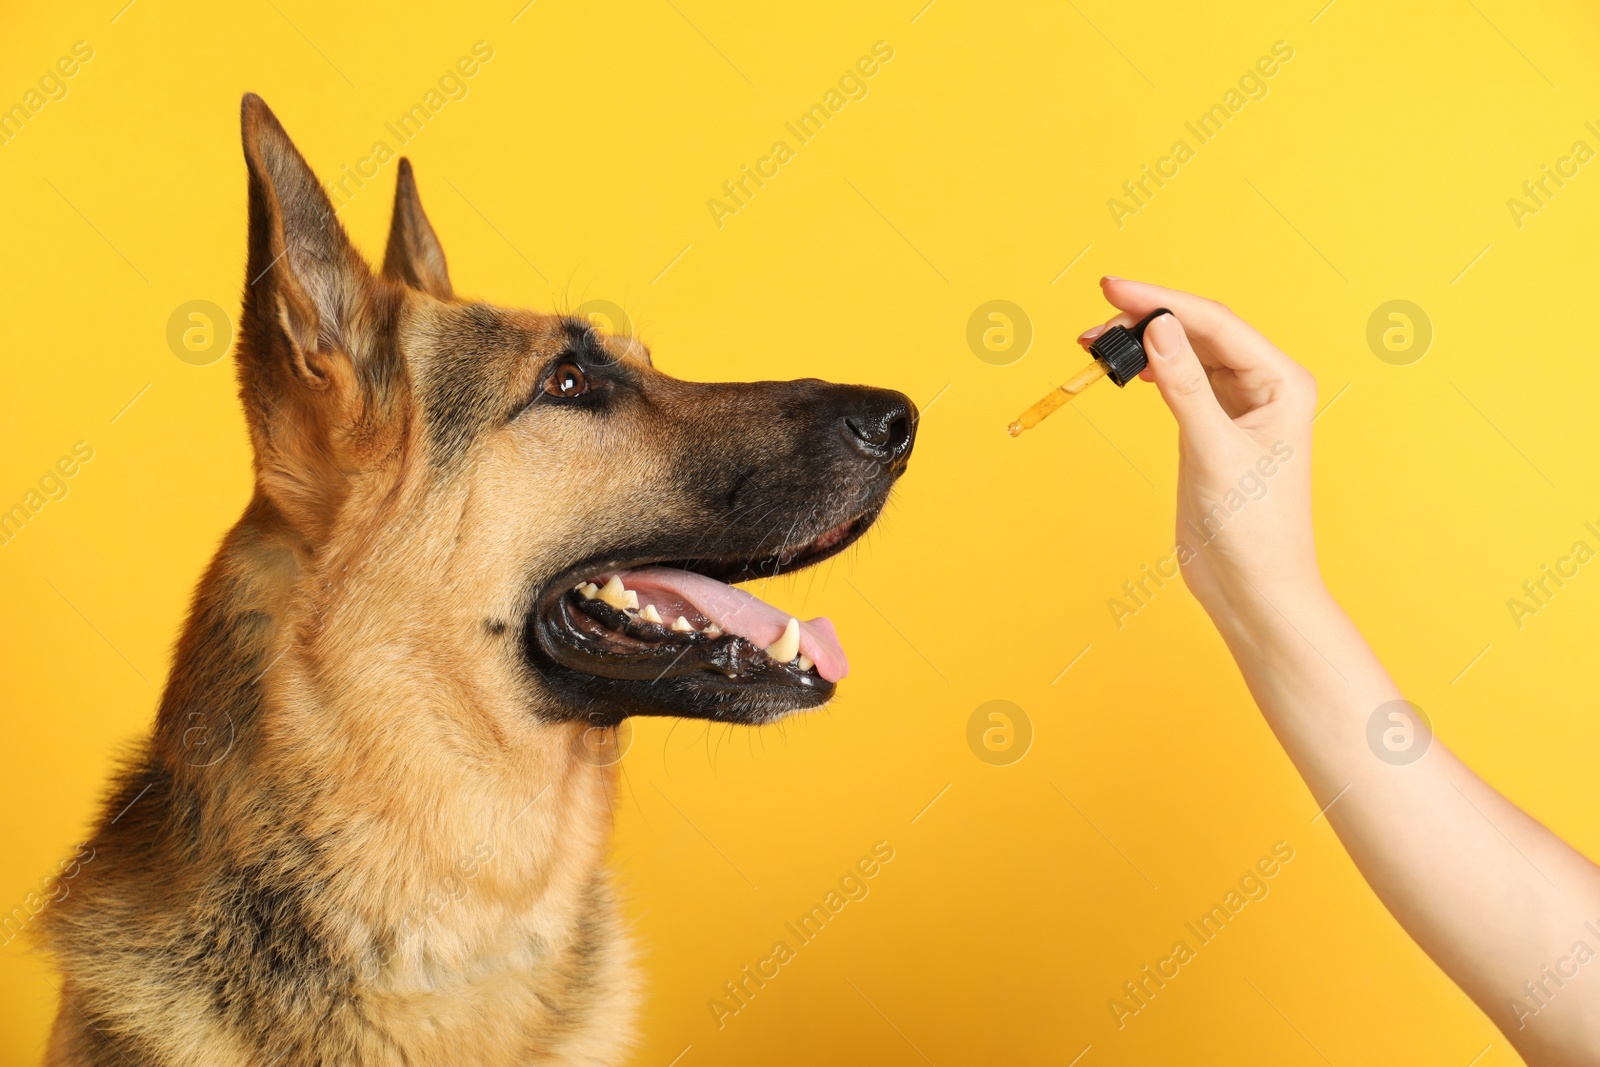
[{"left": 1142, "top": 313, "right": 1231, "bottom": 443}]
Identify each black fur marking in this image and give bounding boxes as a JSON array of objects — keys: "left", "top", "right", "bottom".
[
  {"left": 424, "top": 304, "right": 535, "bottom": 466},
  {"left": 520, "top": 872, "right": 608, "bottom": 1053},
  {"left": 556, "top": 317, "right": 617, "bottom": 366},
  {"left": 184, "top": 847, "right": 352, "bottom": 1042}
]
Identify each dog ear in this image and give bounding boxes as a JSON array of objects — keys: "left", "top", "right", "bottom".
[
  {"left": 382, "top": 159, "right": 454, "bottom": 300},
  {"left": 239, "top": 93, "right": 376, "bottom": 386},
  {"left": 237, "top": 94, "right": 393, "bottom": 541}
]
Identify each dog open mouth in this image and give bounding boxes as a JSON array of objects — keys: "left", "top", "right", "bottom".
[{"left": 527, "top": 508, "right": 880, "bottom": 718}]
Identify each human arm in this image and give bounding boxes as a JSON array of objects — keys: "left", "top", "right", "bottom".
[{"left": 1086, "top": 277, "right": 1600, "bottom": 1063}]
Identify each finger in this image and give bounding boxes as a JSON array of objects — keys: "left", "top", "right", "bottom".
[
  {"left": 1098, "top": 277, "right": 1294, "bottom": 377},
  {"left": 1076, "top": 313, "right": 1134, "bottom": 350},
  {"left": 1141, "top": 312, "right": 1234, "bottom": 444}
]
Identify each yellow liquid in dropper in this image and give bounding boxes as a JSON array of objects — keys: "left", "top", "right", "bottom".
[{"left": 1006, "top": 359, "right": 1109, "bottom": 436}]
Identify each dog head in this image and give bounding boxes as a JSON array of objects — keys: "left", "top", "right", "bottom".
[{"left": 234, "top": 95, "right": 914, "bottom": 732}]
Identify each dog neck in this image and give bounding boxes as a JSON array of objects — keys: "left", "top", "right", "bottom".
[{"left": 152, "top": 491, "right": 620, "bottom": 989}]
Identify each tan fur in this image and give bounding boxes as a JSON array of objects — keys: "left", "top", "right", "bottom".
[
  {"left": 41, "top": 99, "right": 641, "bottom": 1067},
  {"left": 39, "top": 94, "right": 913, "bottom": 1066}
]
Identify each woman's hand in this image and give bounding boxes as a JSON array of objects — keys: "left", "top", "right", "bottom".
[
  {"left": 1079, "top": 277, "right": 1322, "bottom": 624},
  {"left": 1083, "top": 278, "right": 1600, "bottom": 1064}
]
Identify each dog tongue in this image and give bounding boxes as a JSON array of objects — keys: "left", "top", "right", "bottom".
[{"left": 608, "top": 566, "right": 849, "bottom": 683}]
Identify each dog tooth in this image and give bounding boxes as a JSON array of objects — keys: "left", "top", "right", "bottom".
[
  {"left": 797, "top": 654, "right": 814, "bottom": 672},
  {"left": 705, "top": 623, "right": 723, "bottom": 637},
  {"left": 622, "top": 589, "right": 639, "bottom": 611},
  {"left": 597, "top": 575, "right": 630, "bottom": 609},
  {"left": 640, "top": 604, "right": 663, "bottom": 624},
  {"left": 671, "top": 616, "right": 695, "bottom": 632},
  {"left": 578, "top": 582, "right": 599, "bottom": 599},
  {"left": 766, "top": 618, "right": 801, "bottom": 663}
]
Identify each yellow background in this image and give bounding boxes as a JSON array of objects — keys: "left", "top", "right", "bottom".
[{"left": 3, "top": 0, "right": 1597, "bottom": 1063}]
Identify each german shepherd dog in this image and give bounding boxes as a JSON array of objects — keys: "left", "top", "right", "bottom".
[{"left": 40, "top": 95, "right": 914, "bottom": 1065}]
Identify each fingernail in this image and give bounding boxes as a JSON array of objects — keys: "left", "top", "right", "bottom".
[
  {"left": 1077, "top": 325, "right": 1107, "bottom": 343},
  {"left": 1100, "top": 275, "right": 1120, "bottom": 284},
  {"left": 1146, "top": 313, "right": 1177, "bottom": 358}
]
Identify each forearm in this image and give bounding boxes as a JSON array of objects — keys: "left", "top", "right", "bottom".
[
  {"left": 1212, "top": 581, "right": 1600, "bottom": 1060},
  {"left": 1086, "top": 278, "right": 1600, "bottom": 1058}
]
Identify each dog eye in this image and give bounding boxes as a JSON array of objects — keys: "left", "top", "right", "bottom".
[{"left": 543, "top": 362, "right": 589, "bottom": 398}]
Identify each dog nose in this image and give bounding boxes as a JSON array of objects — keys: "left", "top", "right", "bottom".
[{"left": 841, "top": 389, "right": 917, "bottom": 468}]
